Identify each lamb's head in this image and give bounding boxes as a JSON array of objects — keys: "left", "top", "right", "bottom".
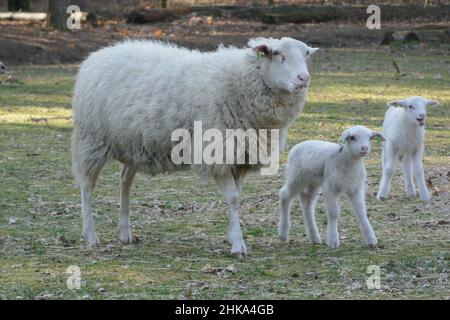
[
  {"left": 339, "top": 125, "right": 386, "bottom": 158},
  {"left": 248, "top": 37, "right": 318, "bottom": 94},
  {"left": 387, "top": 96, "right": 440, "bottom": 127},
  {"left": 0, "top": 61, "right": 5, "bottom": 74}
]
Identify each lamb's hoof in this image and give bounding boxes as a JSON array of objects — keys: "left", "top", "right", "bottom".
[
  {"left": 308, "top": 233, "right": 322, "bottom": 244},
  {"left": 326, "top": 238, "right": 340, "bottom": 248},
  {"left": 84, "top": 233, "right": 100, "bottom": 247},
  {"left": 231, "top": 240, "right": 248, "bottom": 257},
  {"left": 419, "top": 194, "right": 430, "bottom": 201},
  {"left": 278, "top": 226, "right": 290, "bottom": 242},
  {"left": 119, "top": 231, "right": 133, "bottom": 244},
  {"left": 406, "top": 191, "right": 417, "bottom": 198},
  {"left": 376, "top": 194, "right": 387, "bottom": 201},
  {"left": 366, "top": 236, "right": 378, "bottom": 247}
]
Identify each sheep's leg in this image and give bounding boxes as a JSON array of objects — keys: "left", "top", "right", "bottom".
[
  {"left": 79, "top": 167, "right": 103, "bottom": 246},
  {"left": 233, "top": 170, "right": 247, "bottom": 196},
  {"left": 413, "top": 153, "right": 430, "bottom": 201},
  {"left": 347, "top": 190, "right": 377, "bottom": 246},
  {"left": 403, "top": 156, "right": 416, "bottom": 198},
  {"left": 377, "top": 146, "right": 396, "bottom": 200},
  {"left": 119, "top": 164, "right": 137, "bottom": 244},
  {"left": 278, "top": 186, "right": 295, "bottom": 241},
  {"left": 300, "top": 186, "right": 321, "bottom": 244},
  {"left": 324, "top": 190, "right": 341, "bottom": 248},
  {"left": 215, "top": 175, "right": 247, "bottom": 256}
]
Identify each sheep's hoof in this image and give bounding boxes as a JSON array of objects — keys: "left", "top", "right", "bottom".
[
  {"left": 119, "top": 231, "right": 133, "bottom": 244},
  {"left": 231, "top": 240, "right": 248, "bottom": 257},
  {"left": 376, "top": 195, "right": 387, "bottom": 201},
  {"left": 278, "top": 227, "right": 290, "bottom": 242}
]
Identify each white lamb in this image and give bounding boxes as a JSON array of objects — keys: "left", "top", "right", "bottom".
[
  {"left": 278, "top": 125, "right": 385, "bottom": 248},
  {"left": 0, "top": 61, "right": 5, "bottom": 74},
  {"left": 377, "top": 96, "right": 440, "bottom": 201},
  {"left": 72, "top": 37, "right": 319, "bottom": 256}
]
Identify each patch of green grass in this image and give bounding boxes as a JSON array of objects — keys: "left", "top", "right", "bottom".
[{"left": 0, "top": 47, "right": 449, "bottom": 299}]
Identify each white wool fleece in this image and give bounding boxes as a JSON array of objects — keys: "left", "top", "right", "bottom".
[{"left": 71, "top": 37, "right": 319, "bottom": 255}]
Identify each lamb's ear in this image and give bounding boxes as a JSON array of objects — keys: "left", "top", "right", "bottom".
[
  {"left": 307, "top": 47, "right": 319, "bottom": 56},
  {"left": 386, "top": 99, "right": 408, "bottom": 108},
  {"left": 371, "top": 131, "right": 387, "bottom": 141},
  {"left": 426, "top": 99, "right": 440, "bottom": 107},
  {"left": 253, "top": 45, "right": 272, "bottom": 59},
  {"left": 338, "top": 129, "right": 351, "bottom": 145}
]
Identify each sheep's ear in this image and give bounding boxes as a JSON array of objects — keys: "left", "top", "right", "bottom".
[
  {"left": 386, "top": 99, "right": 408, "bottom": 108},
  {"left": 426, "top": 99, "right": 440, "bottom": 107},
  {"left": 253, "top": 45, "right": 272, "bottom": 59},
  {"left": 308, "top": 47, "right": 319, "bottom": 56},
  {"left": 371, "top": 131, "right": 387, "bottom": 142}
]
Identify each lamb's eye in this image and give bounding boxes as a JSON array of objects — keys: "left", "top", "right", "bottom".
[
  {"left": 306, "top": 51, "right": 310, "bottom": 56},
  {"left": 409, "top": 105, "right": 414, "bottom": 109},
  {"left": 350, "top": 136, "right": 356, "bottom": 141}
]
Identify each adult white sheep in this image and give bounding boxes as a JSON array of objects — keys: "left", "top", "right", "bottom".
[
  {"left": 0, "top": 61, "right": 6, "bottom": 74},
  {"left": 278, "top": 125, "right": 385, "bottom": 248},
  {"left": 72, "top": 37, "right": 318, "bottom": 256},
  {"left": 376, "top": 96, "right": 439, "bottom": 201}
]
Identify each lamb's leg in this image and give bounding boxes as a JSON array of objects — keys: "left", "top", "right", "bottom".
[
  {"left": 79, "top": 166, "right": 103, "bottom": 246},
  {"left": 215, "top": 174, "right": 247, "bottom": 256},
  {"left": 413, "top": 153, "right": 430, "bottom": 201},
  {"left": 324, "top": 190, "right": 341, "bottom": 248},
  {"left": 403, "top": 156, "right": 416, "bottom": 198},
  {"left": 377, "top": 146, "right": 396, "bottom": 200},
  {"left": 278, "top": 185, "right": 295, "bottom": 241},
  {"left": 300, "top": 186, "right": 321, "bottom": 244},
  {"left": 119, "top": 164, "right": 137, "bottom": 244},
  {"left": 347, "top": 190, "right": 377, "bottom": 246}
]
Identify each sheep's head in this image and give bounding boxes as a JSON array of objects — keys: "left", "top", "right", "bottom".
[
  {"left": 0, "top": 61, "right": 5, "bottom": 74},
  {"left": 339, "top": 125, "right": 386, "bottom": 158},
  {"left": 387, "top": 96, "right": 440, "bottom": 127},
  {"left": 248, "top": 37, "right": 318, "bottom": 94}
]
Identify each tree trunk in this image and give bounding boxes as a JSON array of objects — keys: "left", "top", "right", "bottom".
[
  {"left": 161, "top": 0, "right": 167, "bottom": 9},
  {"left": 127, "top": 5, "right": 449, "bottom": 25},
  {"left": 8, "top": 0, "right": 30, "bottom": 11},
  {"left": 47, "top": 0, "right": 68, "bottom": 31}
]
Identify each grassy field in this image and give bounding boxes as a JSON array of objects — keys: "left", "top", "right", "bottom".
[{"left": 0, "top": 45, "right": 449, "bottom": 299}]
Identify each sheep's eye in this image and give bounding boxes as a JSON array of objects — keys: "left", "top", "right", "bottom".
[
  {"left": 409, "top": 105, "right": 414, "bottom": 109},
  {"left": 273, "top": 51, "right": 286, "bottom": 63},
  {"left": 350, "top": 136, "right": 356, "bottom": 141},
  {"left": 306, "top": 51, "right": 310, "bottom": 56}
]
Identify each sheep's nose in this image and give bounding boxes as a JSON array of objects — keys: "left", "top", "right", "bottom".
[
  {"left": 297, "top": 73, "right": 310, "bottom": 83},
  {"left": 417, "top": 113, "right": 425, "bottom": 119},
  {"left": 361, "top": 146, "right": 368, "bottom": 152}
]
